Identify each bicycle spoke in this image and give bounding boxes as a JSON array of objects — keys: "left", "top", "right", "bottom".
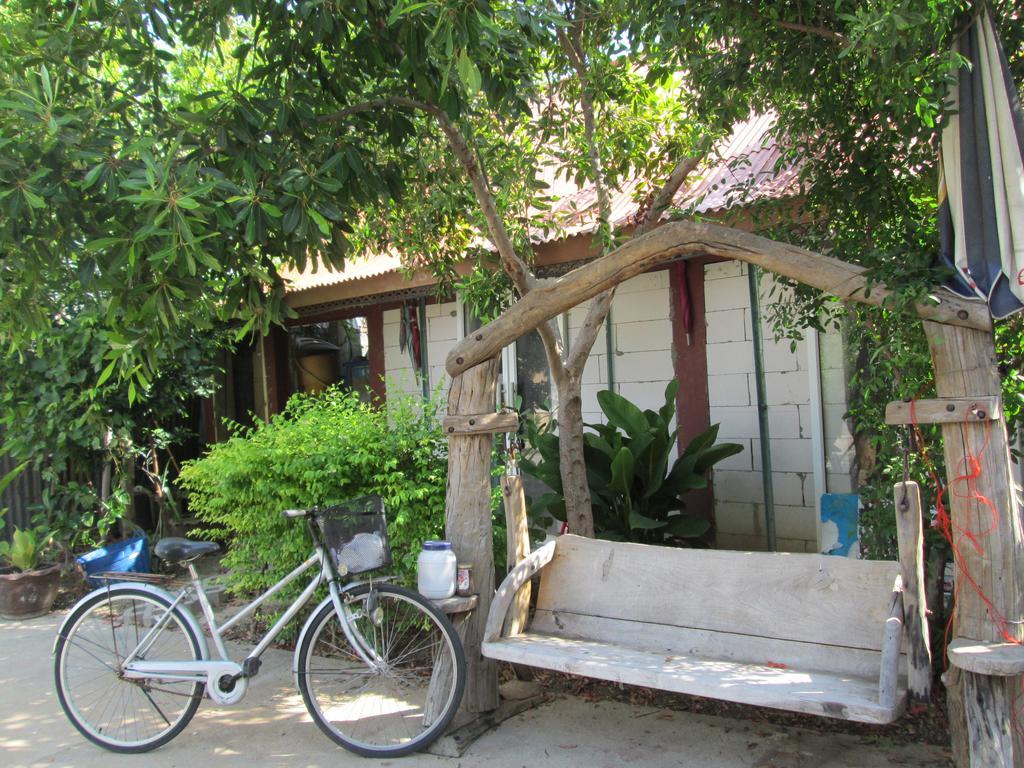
[
  {"left": 56, "top": 591, "right": 203, "bottom": 752},
  {"left": 299, "top": 585, "right": 464, "bottom": 757}
]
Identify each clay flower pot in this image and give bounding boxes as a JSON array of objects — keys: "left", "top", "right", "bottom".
[{"left": 0, "top": 563, "right": 61, "bottom": 619}]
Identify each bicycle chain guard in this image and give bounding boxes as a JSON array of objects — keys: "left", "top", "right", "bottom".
[{"left": 208, "top": 661, "right": 248, "bottom": 705}]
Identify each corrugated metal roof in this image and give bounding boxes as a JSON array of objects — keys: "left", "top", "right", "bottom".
[
  {"left": 281, "top": 251, "right": 404, "bottom": 293},
  {"left": 540, "top": 112, "right": 798, "bottom": 240},
  {"left": 284, "top": 112, "right": 797, "bottom": 295}
]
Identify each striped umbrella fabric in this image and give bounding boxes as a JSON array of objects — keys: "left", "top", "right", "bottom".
[{"left": 937, "top": 6, "right": 1024, "bottom": 319}]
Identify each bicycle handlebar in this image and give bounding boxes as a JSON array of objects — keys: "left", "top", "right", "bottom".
[{"left": 282, "top": 508, "right": 310, "bottom": 519}]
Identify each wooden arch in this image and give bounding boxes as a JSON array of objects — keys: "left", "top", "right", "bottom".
[{"left": 440, "top": 220, "right": 1021, "bottom": 767}]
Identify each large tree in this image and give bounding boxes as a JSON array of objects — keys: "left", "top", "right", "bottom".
[{"left": 2, "top": 0, "right": 1020, "bottom": 541}]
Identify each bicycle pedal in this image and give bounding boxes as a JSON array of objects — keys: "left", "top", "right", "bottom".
[{"left": 241, "top": 657, "right": 262, "bottom": 678}]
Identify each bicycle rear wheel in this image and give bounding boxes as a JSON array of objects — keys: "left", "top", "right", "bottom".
[
  {"left": 54, "top": 588, "right": 204, "bottom": 753},
  {"left": 296, "top": 583, "right": 466, "bottom": 757}
]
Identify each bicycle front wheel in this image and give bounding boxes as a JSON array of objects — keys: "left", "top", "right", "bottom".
[
  {"left": 54, "top": 588, "right": 204, "bottom": 753},
  {"left": 297, "top": 583, "right": 466, "bottom": 757}
]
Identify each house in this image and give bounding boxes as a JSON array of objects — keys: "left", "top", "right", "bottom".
[{"left": 241, "top": 114, "right": 858, "bottom": 555}]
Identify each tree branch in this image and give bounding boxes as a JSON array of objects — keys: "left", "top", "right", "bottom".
[
  {"left": 566, "top": 287, "right": 614, "bottom": 373},
  {"left": 555, "top": 2, "right": 616, "bottom": 377},
  {"left": 726, "top": 3, "right": 848, "bottom": 45},
  {"left": 634, "top": 153, "right": 704, "bottom": 236},
  {"left": 319, "top": 95, "right": 538, "bottom": 296}
]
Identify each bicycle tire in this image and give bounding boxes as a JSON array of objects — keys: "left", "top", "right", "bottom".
[
  {"left": 296, "top": 582, "right": 466, "bottom": 757},
  {"left": 54, "top": 587, "right": 204, "bottom": 753}
]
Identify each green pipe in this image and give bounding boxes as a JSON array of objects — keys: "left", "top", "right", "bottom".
[
  {"left": 747, "top": 266, "right": 776, "bottom": 551},
  {"left": 605, "top": 307, "right": 615, "bottom": 391}
]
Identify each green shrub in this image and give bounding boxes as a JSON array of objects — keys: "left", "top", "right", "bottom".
[
  {"left": 178, "top": 387, "right": 448, "bottom": 599},
  {"left": 522, "top": 381, "right": 743, "bottom": 544}
]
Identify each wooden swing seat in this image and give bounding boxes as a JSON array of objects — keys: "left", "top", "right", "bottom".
[{"left": 483, "top": 534, "right": 909, "bottom": 724}]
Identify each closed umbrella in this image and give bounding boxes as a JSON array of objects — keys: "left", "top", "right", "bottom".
[{"left": 937, "top": 5, "right": 1024, "bottom": 319}]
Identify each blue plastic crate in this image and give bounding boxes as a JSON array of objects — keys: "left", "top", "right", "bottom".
[{"left": 76, "top": 535, "right": 151, "bottom": 587}]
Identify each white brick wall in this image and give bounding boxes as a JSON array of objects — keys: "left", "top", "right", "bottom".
[
  {"left": 704, "top": 263, "right": 854, "bottom": 554},
  {"left": 383, "top": 302, "right": 461, "bottom": 412}
]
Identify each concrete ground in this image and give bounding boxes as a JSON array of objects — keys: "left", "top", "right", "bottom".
[{"left": 2, "top": 612, "right": 952, "bottom": 768}]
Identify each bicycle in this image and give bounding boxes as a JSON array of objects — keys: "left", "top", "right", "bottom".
[{"left": 53, "top": 495, "right": 466, "bottom": 757}]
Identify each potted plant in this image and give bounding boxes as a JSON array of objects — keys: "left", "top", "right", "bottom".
[{"left": 0, "top": 523, "right": 61, "bottom": 619}]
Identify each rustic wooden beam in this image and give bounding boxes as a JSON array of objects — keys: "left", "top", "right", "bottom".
[
  {"left": 879, "top": 585, "right": 904, "bottom": 711},
  {"left": 893, "top": 481, "right": 932, "bottom": 703},
  {"left": 922, "top": 321, "right": 1024, "bottom": 768},
  {"left": 885, "top": 397, "right": 1002, "bottom": 426},
  {"left": 501, "top": 476, "right": 532, "bottom": 636},
  {"left": 961, "top": 672, "right": 1017, "bottom": 768},
  {"left": 442, "top": 412, "right": 519, "bottom": 436},
  {"left": 446, "top": 221, "right": 991, "bottom": 377},
  {"left": 444, "top": 360, "right": 501, "bottom": 714}
]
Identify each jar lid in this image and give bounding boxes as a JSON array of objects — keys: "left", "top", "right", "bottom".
[{"left": 422, "top": 540, "right": 453, "bottom": 551}]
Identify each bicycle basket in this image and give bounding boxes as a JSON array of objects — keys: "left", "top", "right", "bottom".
[{"left": 317, "top": 495, "right": 391, "bottom": 575}]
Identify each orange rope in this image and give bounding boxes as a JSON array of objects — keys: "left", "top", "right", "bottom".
[{"left": 909, "top": 399, "right": 1023, "bottom": 736}]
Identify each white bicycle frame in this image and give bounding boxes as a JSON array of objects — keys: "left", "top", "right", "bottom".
[{"left": 117, "top": 544, "right": 383, "bottom": 705}]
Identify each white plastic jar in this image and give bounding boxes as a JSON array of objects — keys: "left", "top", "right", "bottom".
[{"left": 417, "top": 541, "right": 457, "bottom": 599}]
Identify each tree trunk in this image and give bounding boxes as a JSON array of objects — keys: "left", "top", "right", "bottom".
[{"left": 555, "top": 373, "right": 595, "bottom": 538}]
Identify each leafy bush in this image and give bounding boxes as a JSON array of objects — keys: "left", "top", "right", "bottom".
[
  {"left": 522, "top": 381, "right": 743, "bottom": 544},
  {"left": 178, "top": 387, "right": 448, "bottom": 598}
]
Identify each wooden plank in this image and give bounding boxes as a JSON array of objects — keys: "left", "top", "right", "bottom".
[
  {"left": 432, "top": 595, "right": 478, "bottom": 614},
  {"left": 501, "top": 476, "right": 531, "bottom": 636},
  {"left": 884, "top": 397, "right": 1001, "bottom": 425},
  {"left": 442, "top": 412, "right": 519, "bottom": 435},
  {"left": 526, "top": 609, "right": 897, "bottom": 680},
  {"left": 482, "top": 633, "right": 905, "bottom": 725},
  {"left": 534, "top": 535, "right": 900, "bottom": 651},
  {"left": 962, "top": 671, "right": 1017, "bottom": 768},
  {"left": 444, "top": 359, "right": 501, "bottom": 714},
  {"left": 894, "top": 481, "right": 932, "bottom": 702},
  {"left": 483, "top": 541, "right": 556, "bottom": 644},
  {"left": 445, "top": 221, "right": 990, "bottom": 377},
  {"left": 922, "top": 321, "right": 1024, "bottom": 768},
  {"left": 949, "top": 639, "right": 1024, "bottom": 676},
  {"left": 879, "top": 587, "right": 904, "bottom": 710}
]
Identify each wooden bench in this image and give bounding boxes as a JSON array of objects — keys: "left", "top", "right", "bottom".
[{"left": 483, "top": 534, "right": 910, "bottom": 724}]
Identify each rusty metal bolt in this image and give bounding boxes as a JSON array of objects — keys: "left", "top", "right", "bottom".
[
  {"left": 957, "top": 309, "right": 969, "bottom": 320},
  {"left": 447, "top": 427, "right": 454, "bottom": 433},
  {"left": 977, "top": 410, "right": 987, "bottom": 420},
  {"left": 946, "top": 403, "right": 956, "bottom": 412},
  {"left": 469, "top": 419, "right": 476, "bottom": 426},
  {"left": 456, "top": 357, "right": 464, "bottom": 365},
  {"left": 475, "top": 333, "right": 483, "bottom": 341}
]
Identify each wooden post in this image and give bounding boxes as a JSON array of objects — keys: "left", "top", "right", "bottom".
[
  {"left": 922, "top": 321, "right": 1024, "bottom": 768},
  {"left": 501, "top": 476, "right": 531, "bottom": 635},
  {"left": 444, "top": 359, "right": 501, "bottom": 714},
  {"left": 893, "top": 481, "right": 932, "bottom": 702}
]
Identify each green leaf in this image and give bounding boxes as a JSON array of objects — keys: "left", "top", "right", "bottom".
[
  {"left": 659, "top": 380, "right": 679, "bottom": 426},
  {"left": 96, "top": 359, "right": 118, "bottom": 387},
  {"left": 307, "top": 207, "right": 331, "bottom": 236},
  {"left": 0, "top": 462, "right": 28, "bottom": 497},
  {"left": 609, "top": 447, "right": 634, "bottom": 494},
  {"left": 83, "top": 163, "right": 105, "bottom": 189},
  {"left": 628, "top": 511, "right": 666, "bottom": 531},
  {"left": 39, "top": 65, "right": 52, "bottom": 102},
  {"left": 597, "top": 390, "right": 649, "bottom": 438},
  {"left": 457, "top": 50, "right": 482, "bottom": 93},
  {"left": 387, "top": 1, "right": 434, "bottom": 26},
  {"left": 692, "top": 442, "right": 744, "bottom": 473}
]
